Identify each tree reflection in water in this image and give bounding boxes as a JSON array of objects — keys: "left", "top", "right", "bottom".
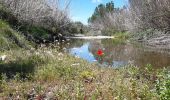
[{"left": 67, "top": 39, "right": 170, "bottom": 68}]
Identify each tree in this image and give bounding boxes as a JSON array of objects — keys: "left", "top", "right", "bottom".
[
  {"left": 89, "top": 0, "right": 170, "bottom": 34},
  {"left": 106, "top": 1, "right": 114, "bottom": 12},
  {"left": 0, "top": 0, "right": 71, "bottom": 34},
  {"left": 88, "top": 1, "right": 127, "bottom": 32}
]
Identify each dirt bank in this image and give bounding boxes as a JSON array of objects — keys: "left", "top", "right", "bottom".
[
  {"left": 146, "top": 34, "right": 170, "bottom": 49},
  {"left": 136, "top": 30, "right": 170, "bottom": 50}
]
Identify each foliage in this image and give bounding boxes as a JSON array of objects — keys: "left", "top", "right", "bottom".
[
  {"left": 89, "top": 0, "right": 170, "bottom": 35},
  {"left": 0, "top": 1, "right": 86, "bottom": 43},
  {"left": 21, "top": 26, "right": 49, "bottom": 39},
  {"left": 156, "top": 69, "right": 170, "bottom": 100},
  {"left": 88, "top": 1, "right": 114, "bottom": 23},
  {"left": 0, "top": 0, "right": 70, "bottom": 30},
  {"left": 128, "top": 0, "right": 170, "bottom": 32},
  {"left": 66, "top": 21, "right": 89, "bottom": 35},
  {"left": 88, "top": 1, "right": 127, "bottom": 33},
  {"left": 0, "top": 0, "right": 75, "bottom": 39},
  {"left": 80, "top": 70, "right": 95, "bottom": 79}
]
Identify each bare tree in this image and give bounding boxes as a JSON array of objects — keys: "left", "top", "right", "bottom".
[
  {"left": 0, "top": 0, "right": 71, "bottom": 32},
  {"left": 89, "top": 0, "right": 170, "bottom": 34},
  {"left": 128, "top": 0, "right": 170, "bottom": 32}
]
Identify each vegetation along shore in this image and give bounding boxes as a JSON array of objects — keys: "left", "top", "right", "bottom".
[{"left": 0, "top": 0, "right": 170, "bottom": 99}]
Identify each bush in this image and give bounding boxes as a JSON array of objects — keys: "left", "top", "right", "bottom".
[{"left": 156, "top": 70, "right": 170, "bottom": 100}]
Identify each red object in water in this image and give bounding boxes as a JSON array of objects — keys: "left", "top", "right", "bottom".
[{"left": 97, "top": 49, "right": 104, "bottom": 56}]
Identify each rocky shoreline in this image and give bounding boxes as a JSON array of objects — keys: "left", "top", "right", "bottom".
[
  {"left": 146, "top": 34, "right": 170, "bottom": 50},
  {"left": 136, "top": 30, "right": 170, "bottom": 50}
]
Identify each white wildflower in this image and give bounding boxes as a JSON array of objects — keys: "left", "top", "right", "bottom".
[
  {"left": 75, "top": 56, "right": 80, "bottom": 58},
  {"left": 30, "top": 48, "right": 35, "bottom": 51},
  {"left": 58, "top": 58, "right": 63, "bottom": 61},
  {"left": 63, "top": 47, "right": 66, "bottom": 50},
  {"left": 0, "top": 55, "right": 7, "bottom": 61},
  {"left": 114, "top": 96, "right": 119, "bottom": 100},
  {"left": 58, "top": 53, "right": 63, "bottom": 56},
  {"left": 45, "top": 91, "right": 53, "bottom": 99},
  {"left": 46, "top": 51, "right": 54, "bottom": 57},
  {"left": 46, "top": 51, "right": 52, "bottom": 54},
  {"left": 128, "top": 60, "right": 134, "bottom": 65},
  {"left": 137, "top": 97, "right": 141, "bottom": 100},
  {"left": 17, "top": 95, "right": 20, "bottom": 99},
  {"left": 35, "top": 52, "right": 40, "bottom": 55},
  {"left": 71, "top": 63, "right": 80, "bottom": 66}
]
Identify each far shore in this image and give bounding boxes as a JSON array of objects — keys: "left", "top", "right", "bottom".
[{"left": 65, "top": 36, "right": 115, "bottom": 39}]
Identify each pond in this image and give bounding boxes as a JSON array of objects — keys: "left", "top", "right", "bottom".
[{"left": 64, "top": 38, "right": 170, "bottom": 68}]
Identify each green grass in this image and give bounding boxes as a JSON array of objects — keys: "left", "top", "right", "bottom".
[
  {"left": 102, "top": 28, "right": 130, "bottom": 42},
  {"left": 0, "top": 47, "right": 169, "bottom": 99},
  {"left": 0, "top": 20, "right": 33, "bottom": 51},
  {"left": 102, "top": 28, "right": 129, "bottom": 36},
  {"left": 114, "top": 32, "right": 129, "bottom": 40}
]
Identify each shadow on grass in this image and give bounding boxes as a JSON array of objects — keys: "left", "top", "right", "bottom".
[{"left": 0, "top": 59, "right": 36, "bottom": 79}]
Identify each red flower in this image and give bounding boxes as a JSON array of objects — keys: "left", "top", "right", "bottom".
[{"left": 97, "top": 49, "right": 104, "bottom": 56}]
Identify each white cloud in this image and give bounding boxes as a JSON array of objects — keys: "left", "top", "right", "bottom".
[{"left": 92, "top": 0, "right": 102, "bottom": 3}]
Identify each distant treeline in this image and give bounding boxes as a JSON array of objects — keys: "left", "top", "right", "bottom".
[{"left": 88, "top": 0, "right": 170, "bottom": 34}]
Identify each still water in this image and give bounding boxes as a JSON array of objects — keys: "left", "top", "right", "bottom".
[{"left": 64, "top": 38, "right": 170, "bottom": 68}]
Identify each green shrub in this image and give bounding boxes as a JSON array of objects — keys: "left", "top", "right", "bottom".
[
  {"left": 156, "top": 70, "right": 170, "bottom": 100},
  {"left": 28, "top": 26, "right": 49, "bottom": 39},
  {"left": 80, "top": 71, "right": 94, "bottom": 79}
]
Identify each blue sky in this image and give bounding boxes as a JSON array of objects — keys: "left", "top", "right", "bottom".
[{"left": 69, "top": 0, "right": 127, "bottom": 25}]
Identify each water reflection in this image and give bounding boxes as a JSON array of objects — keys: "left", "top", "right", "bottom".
[
  {"left": 67, "top": 39, "right": 170, "bottom": 68},
  {"left": 70, "top": 43, "right": 96, "bottom": 62}
]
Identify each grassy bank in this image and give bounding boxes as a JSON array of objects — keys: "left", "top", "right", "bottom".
[
  {"left": 0, "top": 20, "right": 33, "bottom": 51},
  {"left": 102, "top": 28, "right": 129, "bottom": 38},
  {"left": 0, "top": 47, "right": 169, "bottom": 99}
]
